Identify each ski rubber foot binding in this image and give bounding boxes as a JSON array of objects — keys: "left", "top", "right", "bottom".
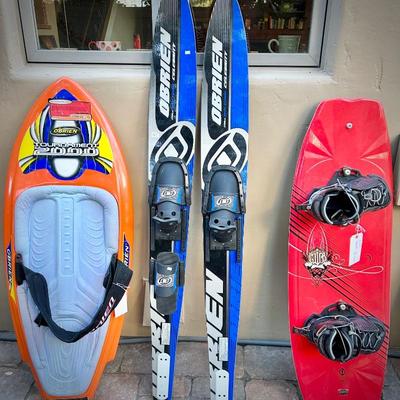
[
  {"left": 202, "top": 165, "right": 245, "bottom": 263},
  {"left": 149, "top": 157, "right": 190, "bottom": 251},
  {"left": 150, "top": 252, "right": 184, "bottom": 315}
]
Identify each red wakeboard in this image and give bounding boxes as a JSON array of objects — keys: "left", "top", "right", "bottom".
[{"left": 288, "top": 99, "right": 392, "bottom": 400}]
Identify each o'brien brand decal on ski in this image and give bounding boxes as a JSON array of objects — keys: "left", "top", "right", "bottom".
[
  {"left": 210, "top": 37, "right": 227, "bottom": 127},
  {"left": 154, "top": 23, "right": 177, "bottom": 132},
  {"left": 158, "top": 186, "right": 182, "bottom": 203},
  {"left": 202, "top": 129, "right": 248, "bottom": 182},
  {"left": 150, "top": 284, "right": 170, "bottom": 398},
  {"left": 212, "top": 194, "right": 239, "bottom": 212},
  {"left": 202, "top": 29, "right": 248, "bottom": 186},
  {"left": 149, "top": 121, "right": 195, "bottom": 178},
  {"left": 18, "top": 89, "right": 113, "bottom": 180},
  {"left": 157, "top": 273, "right": 175, "bottom": 287},
  {"left": 205, "top": 268, "right": 225, "bottom": 390},
  {"left": 158, "top": 27, "right": 176, "bottom": 119}
]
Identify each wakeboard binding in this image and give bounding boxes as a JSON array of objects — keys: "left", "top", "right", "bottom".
[
  {"left": 294, "top": 302, "right": 386, "bottom": 363},
  {"left": 297, "top": 167, "right": 390, "bottom": 225}
]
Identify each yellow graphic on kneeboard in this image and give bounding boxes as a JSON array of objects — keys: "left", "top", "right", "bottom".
[{"left": 18, "top": 94, "right": 113, "bottom": 180}]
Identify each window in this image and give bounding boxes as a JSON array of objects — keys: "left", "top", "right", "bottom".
[{"left": 19, "top": 0, "right": 328, "bottom": 66}]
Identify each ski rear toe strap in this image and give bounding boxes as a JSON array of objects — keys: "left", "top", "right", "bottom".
[
  {"left": 150, "top": 252, "right": 184, "bottom": 315},
  {"left": 16, "top": 253, "right": 132, "bottom": 343}
]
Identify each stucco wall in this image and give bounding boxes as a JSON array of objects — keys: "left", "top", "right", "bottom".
[{"left": 0, "top": 0, "right": 399, "bottom": 347}]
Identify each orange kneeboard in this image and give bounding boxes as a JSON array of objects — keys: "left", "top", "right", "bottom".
[{"left": 3, "top": 78, "right": 133, "bottom": 399}]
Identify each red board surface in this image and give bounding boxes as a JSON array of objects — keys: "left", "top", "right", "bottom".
[{"left": 288, "top": 99, "right": 392, "bottom": 400}]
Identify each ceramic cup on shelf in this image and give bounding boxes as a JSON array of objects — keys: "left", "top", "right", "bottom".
[
  {"left": 268, "top": 35, "right": 301, "bottom": 53},
  {"left": 88, "top": 41, "right": 121, "bottom": 51}
]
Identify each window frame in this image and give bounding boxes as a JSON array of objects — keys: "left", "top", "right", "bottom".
[{"left": 18, "top": 0, "right": 328, "bottom": 67}]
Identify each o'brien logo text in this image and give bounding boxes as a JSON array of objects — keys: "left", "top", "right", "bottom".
[
  {"left": 161, "top": 188, "right": 177, "bottom": 198},
  {"left": 94, "top": 296, "right": 116, "bottom": 330},
  {"left": 6, "top": 246, "right": 12, "bottom": 289},
  {"left": 205, "top": 268, "right": 224, "bottom": 388},
  {"left": 157, "top": 275, "right": 174, "bottom": 287},
  {"left": 211, "top": 36, "right": 223, "bottom": 126},
  {"left": 216, "top": 196, "right": 232, "bottom": 207},
  {"left": 159, "top": 27, "right": 173, "bottom": 118},
  {"left": 51, "top": 127, "right": 80, "bottom": 135}
]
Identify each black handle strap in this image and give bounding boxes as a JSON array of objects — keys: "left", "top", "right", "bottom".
[{"left": 16, "top": 253, "right": 132, "bottom": 343}]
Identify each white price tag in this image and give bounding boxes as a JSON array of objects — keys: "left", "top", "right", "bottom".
[
  {"left": 114, "top": 293, "right": 128, "bottom": 318},
  {"left": 349, "top": 232, "right": 363, "bottom": 266}
]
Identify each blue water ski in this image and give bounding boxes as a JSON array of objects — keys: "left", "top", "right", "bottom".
[
  {"left": 201, "top": 0, "right": 249, "bottom": 398},
  {"left": 148, "top": 0, "right": 196, "bottom": 398}
]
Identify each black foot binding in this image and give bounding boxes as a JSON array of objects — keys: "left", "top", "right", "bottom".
[
  {"left": 293, "top": 302, "right": 386, "bottom": 362},
  {"left": 150, "top": 252, "right": 184, "bottom": 315},
  {"left": 149, "top": 157, "right": 190, "bottom": 251},
  {"left": 202, "top": 166, "right": 246, "bottom": 262},
  {"left": 297, "top": 167, "right": 391, "bottom": 226}
]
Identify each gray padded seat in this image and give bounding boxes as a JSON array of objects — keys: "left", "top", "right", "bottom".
[{"left": 15, "top": 185, "right": 119, "bottom": 397}]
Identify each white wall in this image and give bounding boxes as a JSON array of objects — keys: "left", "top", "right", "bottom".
[{"left": 0, "top": 0, "right": 400, "bottom": 347}]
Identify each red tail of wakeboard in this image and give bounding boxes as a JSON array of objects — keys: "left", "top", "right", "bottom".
[{"left": 288, "top": 99, "right": 392, "bottom": 400}]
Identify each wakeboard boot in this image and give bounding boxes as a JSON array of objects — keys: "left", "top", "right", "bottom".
[
  {"left": 293, "top": 302, "right": 386, "bottom": 362},
  {"left": 297, "top": 167, "right": 391, "bottom": 225}
]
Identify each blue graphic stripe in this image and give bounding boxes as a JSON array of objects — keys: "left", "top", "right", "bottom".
[
  {"left": 167, "top": 0, "right": 196, "bottom": 397},
  {"left": 178, "top": 0, "right": 196, "bottom": 180},
  {"left": 228, "top": 220, "right": 244, "bottom": 397},
  {"left": 57, "top": 89, "right": 76, "bottom": 102},
  {"left": 230, "top": 0, "right": 248, "bottom": 133},
  {"left": 228, "top": 0, "right": 248, "bottom": 398},
  {"left": 177, "top": 0, "right": 196, "bottom": 128}
]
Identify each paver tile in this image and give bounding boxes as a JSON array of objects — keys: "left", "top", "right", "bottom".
[
  {"left": 139, "top": 374, "right": 191, "bottom": 397},
  {"left": 0, "top": 367, "right": 33, "bottom": 400},
  {"left": 0, "top": 342, "right": 20, "bottom": 367},
  {"left": 245, "top": 379, "right": 299, "bottom": 400},
  {"left": 244, "top": 346, "right": 296, "bottom": 381},
  {"left": 175, "top": 342, "right": 209, "bottom": 377},
  {"left": 96, "top": 373, "right": 140, "bottom": 400},
  {"left": 191, "top": 377, "right": 245, "bottom": 399},
  {"left": 120, "top": 343, "right": 152, "bottom": 375}
]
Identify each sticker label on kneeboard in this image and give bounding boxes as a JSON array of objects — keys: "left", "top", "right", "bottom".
[
  {"left": 114, "top": 293, "right": 128, "bottom": 318},
  {"left": 18, "top": 89, "right": 113, "bottom": 180}
]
